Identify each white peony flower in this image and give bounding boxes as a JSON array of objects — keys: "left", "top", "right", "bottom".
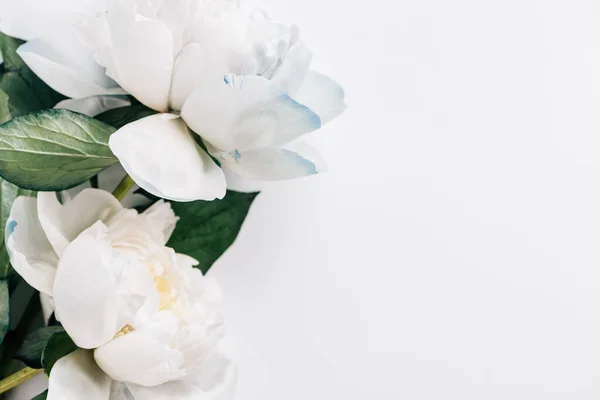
[
  {"left": 5, "top": 189, "right": 236, "bottom": 399},
  {"left": 0, "top": 0, "right": 346, "bottom": 201}
]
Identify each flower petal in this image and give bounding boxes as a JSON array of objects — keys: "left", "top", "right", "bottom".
[
  {"left": 54, "top": 96, "right": 131, "bottom": 117},
  {"left": 0, "top": 0, "right": 106, "bottom": 40},
  {"left": 37, "top": 189, "right": 122, "bottom": 258},
  {"left": 109, "top": 114, "right": 226, "bottom": 202},
  {"left": 40, "top": 292, "right": 56, "bottom": 325},
  {"left": 103, "top": 0, "right": 174, "bottom": 112},
  {"left": 17, "top": 29, "right": 124, "bottom": 99},
  {"left": 47, "top": 350, "right": 112, "bottom": 400},
  {"left": 125, "top": 352, "right": 237, "bottom": 400},
  {"left": 214, "top": 146, "right": 320, "bottom": 181},
  {"left": 141, "top": 200, "right": 179, "bottom": 244},
  {"left": 53, "top": 222, "right": 120, "bottom": 349},
  {"left": 192, "top": 352, "right": 238, "bottom": 400},
  {"left": 222, "top": 166, "right": 266, "bottom": 193},
  {"left": 294, "top": 70, "right": 347, "bottom": 125},
  {"left": 6, "top": 197, "right": 58, "bottom": 295},
  {"left": 181, "top": 75, "right": 321, "bottom": 152},
  {"left": 271, "top": 42, "right": 312, "bottom": 96},
  {"left": 94, "top": 312, "right": 185, "bottom": 387}
]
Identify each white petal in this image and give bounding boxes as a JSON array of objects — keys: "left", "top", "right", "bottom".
[
  {"left": 214, "top": 146, "right": 320, "bottom": 181},
  {"left": 221, "top": 141, "right": 325, "bottom": 191},
  {"left": 47, "top": 350, "right": 112, "bottom": 400},
  {"left": 40, "top": 292, "right": 56, "bottom": 325},
  {"left": 181, "top": 75, "right": 321, "bottom": 152},
  {"left": 141, "top": 200, "right": 179, "bottom": 244},
  {"left": 54, "top": 96, "right": 130, "bottom": 117},
  {"left": 168, "top": 42, "right": 231, "bottom": 112},
  {"left": 191, "top": 352, "right": 238, "bottom": 400},
  {"left": 37, "top": 189, "right": 122, "bottom": 258},
  {"left": 222, "top": 167, "right": 266, "bottom": 193},
  {"left": 294, "top": 70, "right": 347, "bottom": 124},
  {"left": 109, "top": 381, "right": 134, "bottom": 400},
  {"left": 125, "top": 352, "right": 237, "bottom": 400},
  {"left": 0, "top": 0, "right": 106, "bottom": 40},
  {"left": 94, "top": 312, "right": 185, "bottom": 387},
  {"left": 271, "top": 42, "right": 312, "bottom": 96},
  {"left": 53, "top": 222, "right": 119, "bottom": 349},
  {"left": 6, "top": 197, "right": 58, "bottom": 295},
  {"left": 104, "top": 0, "right": 174, "bottom": 112},
  {"left": 109, "top": 114, "right": 226, "bottom": 202},
  {"left": 17, "top": 29, "right": 124, "bottom": 99}
]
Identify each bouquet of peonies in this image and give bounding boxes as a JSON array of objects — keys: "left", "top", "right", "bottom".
[{"left": 0, "top": 0, "right": 345, "bottom": 398}]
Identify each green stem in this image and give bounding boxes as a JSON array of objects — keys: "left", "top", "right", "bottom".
[
  {"left": 112, "top": 174, "right": 135, "bottom": 201},
  {"left": 0, "top": 367, "right": 42, "bottom": 394}
]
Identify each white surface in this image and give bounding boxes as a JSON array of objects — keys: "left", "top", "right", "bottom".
[
  {"left": 11, "top": 0, "right": 600, "bottom": 399},
  {"left": 214, "top": 0, "right": 600, "bottom": 399}
]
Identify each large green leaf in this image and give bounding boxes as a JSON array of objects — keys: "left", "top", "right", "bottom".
[
  {"left": 0, "top": 33, "right": 65, "bottom": 116},
  {"left": 167, "top": 191, "right": 258, "bottom": 274},
  {"left": 0, "top": 280, "right": 8, "bottom": 344},
  {"left": 41, "top": 330, "right": 77, "bottom": 374},
  {"left": 15, "top": 326, "right": 64, "bottom": 369},
  {"left": 0, "top": 179, "right": 35, "bottom": 278},
  {"left": 95, "top": 102, "right": 157, "bottom": 129},
  {"left": 0, "top": 109, "right": 119, "bottom": 191}
]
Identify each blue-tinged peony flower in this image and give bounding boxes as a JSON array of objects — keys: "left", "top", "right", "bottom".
[
  {"left": 5, "top": 189, "right": 236, "bottom": 399},
  {"left": 0, "top": 0, "right": 347, "bottom": 201}
]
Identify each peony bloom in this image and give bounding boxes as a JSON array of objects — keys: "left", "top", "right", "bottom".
[
  {"left": 5, "top": 189, "right": 236, "bottom": 399},
  {"left": 0, "top": 0, "right": 346, "bottom": 201}
]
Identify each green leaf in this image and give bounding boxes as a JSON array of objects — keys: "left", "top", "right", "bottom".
[
  {"left": 95, "top": 102, "right": 158, "bottom": 129},
  {"left": 0, "top": 109, "right": 119, "bottom": 191},
  {"left": 0, "top": 179, "right": 35, "bottom": 278},
  {"left": 0, "top": 280, "right": 8, "bottom": 344},
  {"left": 15, "top": 326, "right": 64, "bottom": 369},
  {"left": 32, "top": 390, "right": 48, "bottom": 400},
  {"left": 41, "top": 330, "right": 77, "bottom": 374},
  {"left": 0, "top": 32, "right": 65, "bottom": 116},
  {"left": 0, "top": 89, "right": 10, "bottom": 125},
  {"left": 167, "top": 191, "right": 258, "bottom": 274}
]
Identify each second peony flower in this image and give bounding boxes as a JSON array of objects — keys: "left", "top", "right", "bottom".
[{"left": 5, "top": 189, "right": 236, "bottom": 399}]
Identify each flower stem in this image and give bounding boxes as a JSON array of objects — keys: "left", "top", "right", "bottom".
[
  {"left": 0, "top": 367, "right": 43, "bottom": 394},
  {"left": 112, "top": 174, "right": 135, "bottom": 201}
]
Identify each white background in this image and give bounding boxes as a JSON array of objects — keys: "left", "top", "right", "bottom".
[
  {"left": 12, "top": 0, "right": 600, "bottom": 399},
  {"left": 217, "top": 0, "right": 600, "bottom": 399}
]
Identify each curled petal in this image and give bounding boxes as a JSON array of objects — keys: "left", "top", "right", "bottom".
[
  {"left": 125, "top": 352, "right": 237, "bottom": 400},
  {"left": 103, "top": 0, "right": 174, "bottom": 111},
  {"left": 214, "top": 146, "right": 321, "bottom": 181},
  {"left": 294, "top": 70, "right": 347, "bottom": 125},
  {"left": 54, "top": 96, "right": 131, "bottom": 117},
  {"left": 141, "top": 200, "right": 179, "bottom": 244},
  {"left": 37, "top": 189, "right": 122, "bottom": 257},
  {"left": 181, "top": 75, "right": 321, "bottom": 152},
  {"left": 222, "top": 166, "right": 266, "bottom": 193},
  {"left": 94, "top": 312, "right": 185, "bottom": 387},
  {"left": 17, "top": 30, "right": 124, "bottom": 99},
  {"left": 47, "top": 350, "right": 112, "bottom": 400},
  {"left": 0, "top": 0, "right": 106, "bottom": 40},
  {"left": 109, "top": 114, "right": 226, "bottom": 202},
  {"left": 271, "top": 42, "right": 313, "bottom": 96},
  {"left": 6, "top": 197, "right": 58, "bottom": 295},
  {"left": 53, "top": 222, "right": 120, "bottom": 349}
]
